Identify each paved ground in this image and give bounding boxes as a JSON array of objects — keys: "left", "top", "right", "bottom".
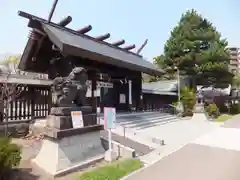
[
  {"left": 107, "top": 112, "right": 221, "bottom": 164},
  {"left": 123, "top": 143, "right": 240, "bottom": 180},
  {"left": 123, "top": 114, "right": 240, "bottom": 180}
]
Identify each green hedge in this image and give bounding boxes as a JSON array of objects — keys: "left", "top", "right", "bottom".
[
  {"left": 180, "top": 86, "right": 196, "bottom": 117},
  {"left": 79, "top": 159, "right": 142, "bottom": 180},
  {"left": 230, "top": 103, "right": 240, "bottom": 114},
  {"left": 0, "top": 137, "right": 21, "bottom": 178},
  {"left": 205, "top": 103, "right": 219, "bottom": 118}
]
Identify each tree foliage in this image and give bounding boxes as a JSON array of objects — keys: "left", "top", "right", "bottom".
[
  {"left": 181, "top": 86, "right": 196, "bottom": 116},
  {"left": 232, "top": 72, "right": 240, "bottom": 88},
  {"left": 149, "top": 54, "right": 177, "bottom": 82},
  {"left": 0, "top": 55, "right": 23, "bottom": 136},
  {"left": 163, "top": 9, "right": 233, "bottom": 88},
  {"left": 0, "top": 55, "right": 20, "bottom": 74}
]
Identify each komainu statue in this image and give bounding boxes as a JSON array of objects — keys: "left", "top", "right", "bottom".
[{"left": 51, "top": 67, "right": 89, "bottom": 107}]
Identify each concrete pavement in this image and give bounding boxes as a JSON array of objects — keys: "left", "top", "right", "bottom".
[
  {"left": 124, "top": 143, "right": 240, "bottom": 180},
  {"left": 122, "top": 115, "right": 240, "bottom": 180},
  {"left": 109, "top": 112, "right": 220, "bottom": 164}
]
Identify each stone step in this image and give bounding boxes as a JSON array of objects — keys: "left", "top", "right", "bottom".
[
  {"left": 116, "top": 112, "right": 171, "bottom": 119},
  {"left": 134, "top": 118, "right": 179, "bottom": 130},
  {"left": 116, "top": 114, "right": 174, "bottom": 123},
  {"left": 121, "top": 116, "right": 178, "bottom": 129}
]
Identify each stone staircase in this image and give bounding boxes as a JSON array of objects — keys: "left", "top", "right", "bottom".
[{"left": 100, "top": 112, "right": 179, "bottom": 153}]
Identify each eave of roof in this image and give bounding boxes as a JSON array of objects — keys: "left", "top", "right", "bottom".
[
  {"left": 142, "top": 80, "right": 178, "bottom": 92},
  {"left": 142, "top": 80, "right": 178, "bottom": 95},
  {"left": 41, "top": 23, "right": 164, "bottom": 76},
  {"left": 142, "top": 89, "right": 177, "bottom": 95}
]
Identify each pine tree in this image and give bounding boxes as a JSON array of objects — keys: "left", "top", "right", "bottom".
[
  {"left": 163, "top": 9, "right": 233, "bottom": 88},
  {"left": 151, "top": 54, "right": 177, "bottom": 81}
]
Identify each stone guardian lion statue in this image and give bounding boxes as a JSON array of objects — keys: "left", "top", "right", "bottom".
[{"left": 51, "top": 67, "right": 89, "bottom": 107}]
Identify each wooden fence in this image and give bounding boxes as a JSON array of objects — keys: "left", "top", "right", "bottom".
[
  {"left": 2, "top": 84, "right": 51, "bottom": 122},
  {"left": 0, "top": 74, "right": 180, "bottom": 122}
]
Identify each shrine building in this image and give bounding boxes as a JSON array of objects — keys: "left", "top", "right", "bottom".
[{"left": 18, "top": 11, "right": 164, "bottom": 113}]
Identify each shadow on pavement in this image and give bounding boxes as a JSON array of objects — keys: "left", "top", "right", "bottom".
[{"left": 2, "top": 168, "right": 40, "bottom": 180}]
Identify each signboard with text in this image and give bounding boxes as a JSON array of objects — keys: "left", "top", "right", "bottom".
[
  {"left": 71, "top": 111, "right": 84, "bottom": 128},
  {"left": 104, "top": 107, "right": 116, "bottom": 129},
  {"left": 119, "top": 94, "right": 126, "bottom": 104}
]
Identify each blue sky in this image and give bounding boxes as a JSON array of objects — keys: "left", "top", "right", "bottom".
[{"left": 0, "top": 0, "right": 239, "bottom": 62}]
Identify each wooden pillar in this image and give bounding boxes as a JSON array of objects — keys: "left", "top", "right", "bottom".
[
  {"left": 48, "top": 86, "right": 52, "bottom": 114},
  {"left": 128, "top": 79, "right": 132, "bottom": 111},
  {"left": 31, "top": 87, "right": 35, "bottom": 120},
  {"left": 135, "top": 75, "right": 143, "bottom": 112},
  {"left": 139, "top": 91, "right": 143, "bottom": 111},
  {"left": 99, "top": 87, "right": 103, "bottom": 112},
  {"left": 90, "top": 73, "right": 97, "bottom": 113}
]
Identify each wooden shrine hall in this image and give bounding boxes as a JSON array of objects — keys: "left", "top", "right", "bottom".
[{"left": 18, "top": 11, "right": 164, "bottom": 113}]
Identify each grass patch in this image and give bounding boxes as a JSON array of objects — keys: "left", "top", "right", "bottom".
[
  {"left": 216, "top": 114, "right": 233, "bottom": 122},
  {"left": 79, "top": 159, "right": 143, "bottom": 180}
]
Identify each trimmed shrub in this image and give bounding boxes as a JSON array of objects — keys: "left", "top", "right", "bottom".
[
  {"left": 182, "top": 109, "right": 194, "bottom": 117},
  {"left": 0, "top": 137, "right": 21, "bottom": 178},
  {"left": 180, "top": 86, "right": 196, "bottom": 116},
  {"left": 206, "top": 103, "right": 219, "bottom": 118},
  {"left": 214, "top": 96, "right": 229, "bottom": 113},
  {"left": 230, "top": 103, "right": 240, "bottom": 114},
  {"left": 218, "top": 103, "right": 229, "bottom": 113}
]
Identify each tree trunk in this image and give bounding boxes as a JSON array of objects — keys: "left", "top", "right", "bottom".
[{"left": 4, "top": 101, "right": 9, "bottom": 137}]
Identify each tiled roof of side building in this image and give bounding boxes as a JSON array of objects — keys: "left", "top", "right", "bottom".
[{"left": 142, "top": 80, "right": 178, "bottom": 95}]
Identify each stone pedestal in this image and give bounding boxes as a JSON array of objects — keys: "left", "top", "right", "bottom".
[
  {"left": 47, "top": 106, "right": 97, "bottom": 129},
  {"left": 32, "top": 106, "right": 104, "bottom": 177},
  {"left": 32, "top": 125, "right": 105, "bottom": 176}
]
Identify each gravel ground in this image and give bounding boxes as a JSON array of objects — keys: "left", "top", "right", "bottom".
[
  {"left": 11, "top": 138, "right": 46, "bottom": 180},
  {"left": 10, "top": 138, "right": 72, "bottom": 180}
]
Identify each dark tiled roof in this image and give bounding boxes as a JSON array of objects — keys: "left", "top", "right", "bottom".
[
  {"left": 42, "top": 23, "right": 164, "bottom": 76},
  {"left": 142, "top": 80, "right": 178, "bottom": 95},
  {"left": 18, "top": 11, "right": 164, "bottom": 76}
]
